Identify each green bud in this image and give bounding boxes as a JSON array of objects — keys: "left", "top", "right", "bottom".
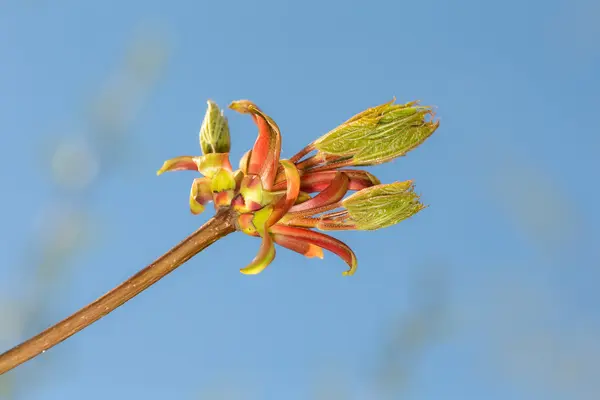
[
  {"left": 200, "top": 100, "right": 231, "bottom": 154},
  {"left": 313, "top": 99, "right": 439, "bottom": 166},
  {"left": 342, "top": 181, "right": 426, "bottom": 230}
]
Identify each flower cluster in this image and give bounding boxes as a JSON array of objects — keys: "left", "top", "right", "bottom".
[{"left": 158, "top": 98, "right": 439, "bottom": 275}]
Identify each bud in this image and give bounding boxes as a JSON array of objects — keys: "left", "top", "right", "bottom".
[
  {"left": 313, "top": 99, "right": 439, "bottom": 166},
  {"left": 200, "top": 100, "right": 230, "bottom": 154},
  {"left": 342, "top": 181, "right": 426, "bottom": 230},
  {"left": 159, "top": 97, "right": 437, "bottom": 277}
]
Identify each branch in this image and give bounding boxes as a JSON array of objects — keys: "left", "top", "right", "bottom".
[{"left": 0, "top": 208, "right": 237, "bottom": 375}]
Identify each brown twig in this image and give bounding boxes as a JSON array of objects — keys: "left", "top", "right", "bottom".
[{"left": 0, "top": 208, "right": 237, "bottom": 375}]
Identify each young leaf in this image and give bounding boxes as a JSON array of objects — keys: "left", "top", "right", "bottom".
[
  {"left": 200, "top": 100, "right": 231, "bottom": 154},
  {"left": 342, "top": 181, "right": 426, "bottom": 230},
  {"left": 313, "top": 99, "right": 439, "bottom": 166}
]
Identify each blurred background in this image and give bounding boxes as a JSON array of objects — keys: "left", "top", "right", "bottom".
[{"left": 1, "top": 0, "right": 599, "bottom": 399}]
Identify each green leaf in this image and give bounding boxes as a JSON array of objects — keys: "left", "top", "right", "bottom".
[
  {"left": 313, "top": 99, "right": 439, "bottom": 166},
  {"left": 342, "top": 181, "right": 426, "bottom": 230}
]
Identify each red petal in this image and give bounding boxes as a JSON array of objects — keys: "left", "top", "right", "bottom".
[
  {"left": 270, "top": 225, "right": 357, "bottom": 276},
  {"left": 299, "top": 170, "right": 380, "bottom": 192},
  {"left": 287, "top": 172, "right": 349, "bottom": 214},
  {"left": 229, "top": 100, "right": 281, "bottom": 190},
  {"left": 266, "top": 160, "right": 300, "bottom": 227},
  {"left": 247, "top": 116, "right": 273, "bottom": 175},
  {"left": 273, "top": 170, "right": 379, "bottom": 192},
  {"left": 272, "top": 233, "right": 324, "bottom": 259},
  {"left": 247, "top": 113, "right": 281, "bottom": 190}
]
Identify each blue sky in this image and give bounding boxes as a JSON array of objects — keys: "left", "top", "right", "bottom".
[{"left": 1, "top": 0, "right": 599, "bottom": 399}]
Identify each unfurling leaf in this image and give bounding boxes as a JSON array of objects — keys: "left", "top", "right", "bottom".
[
  {"left": 342, "top": 181, "right": 426, "bottom": 230},
  {"left": 313, "top": 99, "right": 439, "bottom": 166}
]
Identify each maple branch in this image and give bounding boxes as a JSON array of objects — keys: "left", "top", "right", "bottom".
[{"left": 0, "top": 208, "right": 236, "bottom": 375}]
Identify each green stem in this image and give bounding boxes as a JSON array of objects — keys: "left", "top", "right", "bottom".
[{"left": 0, "top": 208, "right": 237, "bottom": 375}]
